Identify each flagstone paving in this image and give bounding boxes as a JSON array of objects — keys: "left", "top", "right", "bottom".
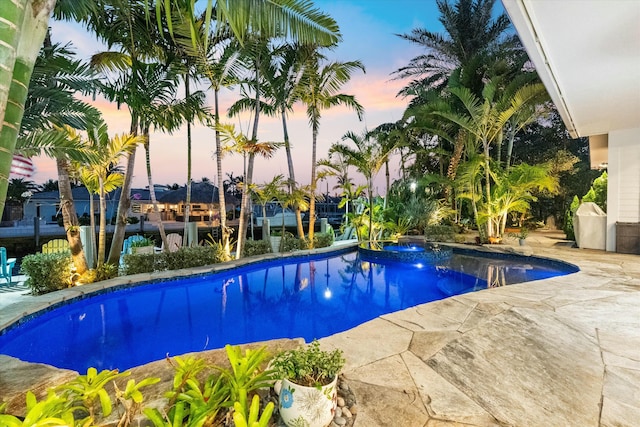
[
  {"left": 1, "top": 231, "right": 639, "bottom": 426},
  {"left": 321, "top": 232, "right": 640, "bottom": 426}
]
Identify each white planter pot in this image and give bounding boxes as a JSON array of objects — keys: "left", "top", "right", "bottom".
[
  {"left": 270, "top": 236, "right": 282, "bottom": 253},
  {"left": 132, "top": 245, "right": 154, "bottom": 255},
  {"left": 278, "top": 376, "right": 338, "bottom": 427}
]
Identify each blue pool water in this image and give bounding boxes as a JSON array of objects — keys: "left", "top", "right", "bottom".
[{"left": 0, "top": 248, "right": 577, "bottom": 372}]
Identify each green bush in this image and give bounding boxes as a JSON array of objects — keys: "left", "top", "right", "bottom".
[
  {"left": 243, "top": 239, "right": 272, "bottom": 257},
  {"left": 313, "top": 231, "right": 334, "bottom": 248},
  {"left": 121, "top": 245, "right": 225, "bottom": 275},
  {"left": 563, "top": 195, "right": 580, "bottom": 240},
  {"left": 424, "top": 225, "right": 455, "bottom": 242},
  {"left": 20, "top": 252, "right": 73, "bottom": 294},
  {"left": 281, "top": 232, "right": 303, "bottom": 252}
]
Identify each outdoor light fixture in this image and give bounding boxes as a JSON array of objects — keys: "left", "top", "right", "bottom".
[{"left": 410, "top": 182, "right": 417, "bottom": 193}]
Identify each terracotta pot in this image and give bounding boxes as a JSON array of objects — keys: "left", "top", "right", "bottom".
[{"left": 278, "top": 376, "right": 338, "bottom": 427}]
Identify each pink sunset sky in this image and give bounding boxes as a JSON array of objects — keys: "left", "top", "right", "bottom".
[{"left": 35, "top": 0, "right": 449, "bottom": 195}]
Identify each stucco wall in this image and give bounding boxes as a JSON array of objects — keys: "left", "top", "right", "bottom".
[{"left": 606, "top": 127, "right": 640, "bottom": 251}]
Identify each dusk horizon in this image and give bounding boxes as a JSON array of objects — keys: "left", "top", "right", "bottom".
[{"left": 28, "top": 0, "right": 451, "bottom": 194}]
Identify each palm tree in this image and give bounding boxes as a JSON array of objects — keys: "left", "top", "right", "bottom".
[
  {"left": 216, "top": 122, "right": 281, "bottom": 258},
  {"left": 73, "top": 122, "right": 140, "bottom": 267},
  {"left": 394, "top": 0, "right": 516, "bottom": 96},
  {"left": 262, "top": 43, "right": 315, "bottom": 237},
  {"left": 0, "top": 0, "right": 98, "bottom": 218},
  {"left": 155, "top": 0, "right": 340, "bottom": 48},
  {"left": 17, "top": 31, "right": 101, "bottom": 274},
  {"left": 89, "top": 1, "right": 168, "bottom": 265},
  {"left": 0, "top": 1, "right": 66, "bottom": 217},
  {"left": 298, "top": 53, "right": 365, "bottom": 245},
  {"left": 434, "top": 81, "right": 547, "bottom": 238},
  {"left": 329, "top": 130, "right": 398, "bottom": 240},
  {"left": 0, "top": 0, "right": 340, "bottom": 218},
  {"left": 134, "top": 61, "right": 210, "bottom": 251}
]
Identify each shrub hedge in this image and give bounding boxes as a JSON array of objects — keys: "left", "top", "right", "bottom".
[
  {"left": 20, "top": 252, "right": 73, "bottom": 294},
  {"left": 121, "top": 245, "right": 226, "bottom": 275},
  {"left": 242, "top": 239, "right": 272, "bottom": 257}
]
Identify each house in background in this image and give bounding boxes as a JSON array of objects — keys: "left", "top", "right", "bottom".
[
  {"left": 503, "top": 0, "right": 640, "bottom": 252},
  {"left": 157, "top": 181, "right": 240, "bottom": 223},
  {"left": 24, "top": 187, "right": 155, "bottom": 224},
  {"left": 20, "top": 183, "right": 239, "bottom": 226}
]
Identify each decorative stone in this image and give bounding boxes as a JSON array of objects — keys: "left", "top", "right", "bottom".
[
  {"left": 349, "top": 405, "right": 358, "bottom": 415},
  {"left": 342, "top": 407, "right": 353, "bottom": 418},
  {"left": 333, "top": 416, "right": 347, "bottom": 426},
  {"left": 337, "top": 396, "right": 346, "bottom": 407}
]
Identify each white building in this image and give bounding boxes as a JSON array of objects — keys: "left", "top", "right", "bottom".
[{"left": 503, "top": 0, "right": 640, "bottom": 252}]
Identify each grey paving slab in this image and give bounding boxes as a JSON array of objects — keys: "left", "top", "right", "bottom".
[{"left": 425, "top": 307, "right": 603, "bottom": 426}]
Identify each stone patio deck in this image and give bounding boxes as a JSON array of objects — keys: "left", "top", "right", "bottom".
[
  {"left": 321, "top": 232, "right": 640, "bottom": 426},
  {"left": 1, "top": 230, "right": 638, "bottom": 426}
]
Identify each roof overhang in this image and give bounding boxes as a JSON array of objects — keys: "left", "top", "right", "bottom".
[{"left": 502, "top": 0, "right": 640, "bottom": 141}]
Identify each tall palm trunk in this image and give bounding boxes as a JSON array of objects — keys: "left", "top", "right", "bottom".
[
  {"left": 0, "top": 0, "right": 54, "bottom": 217},
  {"left": 482, "top": 139, "right": 493, "bottom": 237},
  {"left": 307, "top": 123, "right": 319, "bottom": 245},
  {"left": 281, "top": 106, "right": 304, "bottom": 239},
  {"left": 57, "top": 157, "right": 89, "bottom": 274},
  {"left": 88, "top": 192, "right": 97, "bottom": 266},
  {"left": 236, "top": 57, "right": 261, "bottom": 259},
  {"left": 505, "top": 127, "right": 516, "bottom": 171},
  {"left": 183, "top": 74, "right": 192, "bottom": 246},
  {"left": 107, "top": 117, "right": 138, "bottom": 265},
  {"left": 143, "top": 128, "right": 168, "bottom": 248},
  {"left": 97, "top": 177, "right": 107, "bottom": 267},
  {"left": 384, "top": 159, "right": 390, "bottom": 209},
  {"left": 445, "top": 130, "right": 466, "bottom": 209},
  {"left": 367, "top": 178, "right": 374, "bottom": 240},
  {"left": 281, "top": 106, "right": 296, "bottom": 187},
  {"left": 214, "top": 89, "right": 230, "bottom": 258}
]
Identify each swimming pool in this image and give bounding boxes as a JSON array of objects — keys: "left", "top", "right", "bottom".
[{"left": 0, "top": 247, "right": 578, "bottom": 372}]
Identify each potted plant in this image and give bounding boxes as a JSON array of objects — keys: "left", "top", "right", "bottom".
[
  {"left": 509, "top": 227, "right": 529, "bottom": 246},
  {"left": 270, "top": 340, "right": 345, "bottom": 427},
  {"left": 131, "top": 237, "right": 155, "bottom": 254}
]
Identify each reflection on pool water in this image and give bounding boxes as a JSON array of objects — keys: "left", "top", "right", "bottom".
[{"left": 0, "top": 248, "right": 577, "bottom": 372}]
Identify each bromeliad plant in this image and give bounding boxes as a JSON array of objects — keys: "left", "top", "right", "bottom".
[
  {"left": 145, "top": 345, "right": 276, "bottom": 427},
  {"left": 0, "top": 367, "right": 159, "bottom": 427}
]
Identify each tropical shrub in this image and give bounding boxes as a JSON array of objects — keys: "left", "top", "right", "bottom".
[
  {"left": 582, "top": 170, "right": 607, "bottom": 211},
  {"left": 424, "top": 225, "right": 455, "bottom": 242},
  {"left": 243, "top": 239, "right": 272, "bottom": 257},
  {"left": 564, "top": 171, "right": 606, "bottom": 240},
  {"left": 313, "top": 231, "right": 334, "bottom": 248},
  {"left": 20, "top": 252, "right": 73, "bottom": 294},
  {"left": 281, "top": 232, "right": 303, "bottom": 252},
  {"left": 563, "top": 195, "right": 580, "bottom": 240},
  {"left": 121, "top": 246, "right": 225, "bottom": 275},
  {"left": 145, "top": 346, "right": 276, "bottom": 427}
]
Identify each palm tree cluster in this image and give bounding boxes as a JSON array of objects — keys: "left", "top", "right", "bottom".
[
  {"left": 0, "top": 0, "right": 368, "bottom": 274},
  {"left": 311, "top": 0, "right": 576, "bottom": 244},
  {"left": 378, "top": 0, "right": 563, "bottom": 242},
  {"left": 0, "top": 0, "right": 589, "bottom": 276}
]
